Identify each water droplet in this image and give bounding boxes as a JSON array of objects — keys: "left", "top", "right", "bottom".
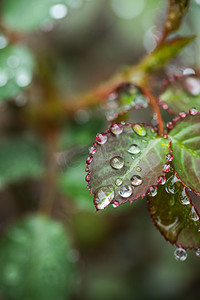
[
  {"left": 179, "top": 111, "right": 186, "bottom": 118},
  {"left": 0, "top": 34, "right": 8, "bottom": 49},
  {"left": 157, "top": 175, "right": 166, "bottom": 185},
  {"left": 110, "top": 123, "right": 123, "bottom": 135},
  {"left": 183, "top": 68, "right": 195, "bottom": 76},
  {"left": 136, "top": 166, "right": 142, "bottom": 172},
  {"left": 131, "top": 175, "right": 142, "bottom": 186},
  {"left": 121, "top": 121, "right": 126, "bottom": 125},
  {"left": 112, "top": 201, "right": 119, "bottom": 208},
  {"left": 110, "top": 156, "right": 124, "bottom": 169},
  {"left": 118, "top": 185, "right": 133, "bottom": 198},
  {"left": 86, "top": 155, "right": 93, "bottom": 164},
  {"left": 0, "top": 71, "right": 8, "bottom": 87},
  {"left": 85, "top": 165, "right": 89, "bottom": 172},
  {"left": 94, "top": 186, "right": 115, "bottom": 210},
  {"left": 185, "top": 77, "right": 200, "bottom": 96},
  {"left": 166, "top": 175, "right": 181, "bottom": 194},
  {"left": 49, "top": 4, "right": 68, "bottom": 19},
  {"left": 163, "top": 163, "right": 170, "bottom": 173},
  {"left": 167, "top": 121, "right": 173, "bottom": 129},
  {"left": 191, "top": 206, "right": 199, "bottom": 221},
  {"left": 89, "top": 146, "right": 96, "bottom": 154},
  {"left": 148, "top": 186, "right": 157, "bottom": 197},
  {"left": 128, "top": 144, "right": 141, "bottom": 155},
  {"left": 132, "top": 124, "right": 146, "bottom": 136},
  {"left": 15, "top": 70, "right": 31, "bottom": 87},
  {"left": 174, "top": 247, "right": 187, "bottom": 261},
  {"left": 180, "top": 188, "right": 190, "bottom": 205},
  {"left": 115, "top": 178, "right": 123, "bottom": 186},
  {"left": 195, "top": 248, "right": 200, "bottom": 257},
  {"left": 85, "top": 173, "right": 90, "bottom": 182},
  {"left": 7, "top": 56, "right": 20, "bottom": 68},
  {"left": 96, "top": 133, "right": 107, "bottom": 145},
  {"left": 189, "top": 107, "right": 198, "bottom": 115},
  {"left": 166, "top": 153, "right": 173, "bottom": 162}
]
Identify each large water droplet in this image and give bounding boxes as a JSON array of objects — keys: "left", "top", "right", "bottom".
[
  {"left": 174, "top": 247, "right": 187, "bottom": 261},
  {"left": 118, "top": 185, "right": 133, "bottom": 198},
  {"left": 115, "top": 178, "right": 123, "bottom": 186},
  {"left": 49, "top": 4, "right": 68, "bottom": 19},
  {"left": 128, "top": 144, "right": 141, "bottom": 154},
  {"left": 132, "top": 124, "right": 146, "bottom": 136},
  {"left": 110, "top": 156, "right": 124, "bottom": 169},
  {"left": 166, "top": 175, "right": 181, "bottom": 194},
  {"left": 191, "top": 206, "right": 199, "bottom": 221},
  {"left": 179, "top": 111, "right": 186, "bottom": 118},
  {"left": 148, "top": 186, "right": 157, "bottom": 197},
  {"left": 131, "top": 175, "right": 142, "bottom": 186},
  {"left": 195, "top": 248, "right": 200, "bottom": 257},
  {"left": 96, "top": 133, "right": 107, "bottom": 145},
  {"left": 110, "top": 123, "right": 123, "bottom": 135},
  {"left": 189, "top": 107, "right": 198, "bottom": 115},
  {"left": 94, "top": 186, "right": 115, "bottom": 210},
  {"left": 183, "top": 68, "right": 195, "bottom": 76},
  {"left": 180, "top": 188, "right": 190, "bottom": 205}
]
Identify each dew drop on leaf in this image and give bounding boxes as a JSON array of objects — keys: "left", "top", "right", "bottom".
[
  {"left": 179, "top": 111, "right": 187, "bottom": 118},
  {"left": 148, "top": 186, "right": 157, "bottom": 197},
  {"left": 131, "top": 175, "right": 142, "bottom": 186},
  {"left": 157, "top": 175, "right": 166, "bottom": 185},
  {"left": 136, "top": 166, "right": 142, "bottom": 172},
  {"left": 174, "top": 247, "right": 187, "bottom": 262},
  {"left": 112, "top": 201, "right": 120, "bottom": 208},
  {"left": 110, "top": 156, "right": 124, "bottom": 170},
  {"left": 163, "top": 163, "right": 170, "bottom": 173},
  {"left": 94, "top": 186, "right": 115, "bottom": 210},
  {"left": 166, "top": 153, "right": 173, "bottom": 162},
  {"left": 128, "top": 144, "right": 141, "bottom": 155},
  {"left": 115, "top": 178, "right": 123, "bottom": 186},
  {"left": 118, "top": 185, "right": 133, "bottom": 198},
  {"left": 195, "top": 248, "right": 200, "bottom": 257},
  {"left": 89, "top": 146, "right": 96, "bottom": 155},
  {"left": 96, "top": 133, "right": 107, "bottom": 145},
  {"left": 132, "top": 124, "right": 146, "bottom": 137},
  {"left": 165, "top": 175, "right": 181, "bottom": 194},
  {"left": 110, "top": 123, "right": 123, "bottom": 135},
  {"left": 189, "top": 107, "right": 198, "bottom": 115},
  {"left": 86, "top": 155, "right": 93, "bottom": 164},
  {"left": 180, "top": 187, "right": 190, "bottom": 205},
  {"left": 191, "top": 206, "right": 199, "bottom": 222}
]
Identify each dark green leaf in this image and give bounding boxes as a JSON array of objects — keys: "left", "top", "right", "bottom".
[
  {"left": 104, "top": 83, "right": 149, "bottom": 122},
  {"left": 148, "top": 170, "right": 200, "bottom": 249},
  {"left": 0, "top": 45, "right": 35, "bottom": 100},
  {"left": 159, "top": 75, "right": 200, "bottom": 114},
  {"left": 0, "top": 215, "right": 74, "bottom": 300},
  {"left": 168, "top": 112, "right": 200, "bottom": 193},
  {"left": 87, "top": 123, "right": 171, "bottom": 210}
]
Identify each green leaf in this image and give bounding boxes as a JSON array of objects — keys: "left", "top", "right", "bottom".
[
  {"left": 2, "top": 0, "right": 68, "bottom": 32},
  {"left": 159, "top": 75, "right": 200, "bottom": 114},
  {"left": 168, "top": 112, "right": 200, "bottom": 193},
  {"left": 87, "top": 123, "right": 171, "bottom": 210},
  {"left": 0, "top": 215, "right": 74, "bottom": 300},
  {"left": 0, "top": 136, "right": 44, "bottom": 188},
  {"left": 104, "top": 83, "right": 149, "bottom": 122},
  {"left": 126, "top": 36, "right": 195, "bottom": 84},
  {"left": 0, "top": 45, "right": 35, "bottom": 100},
  {"left": 162, "top": 0, "right": 190, "bottom": 40},
  {"left": 148, "top": 170, "right": 200, "bottom": 249}
]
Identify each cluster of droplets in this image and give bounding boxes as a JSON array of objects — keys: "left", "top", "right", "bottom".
[{"left": 104, "top": 83, "right": 148, "bottom": 121}]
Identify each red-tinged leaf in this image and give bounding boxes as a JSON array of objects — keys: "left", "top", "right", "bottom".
[
  {"left": 103, "top": 83, "right": 149, "bottom": 122},
  {"left": 148, "top": 169, "right": 200, "bottom": 249},
  {"left": 168, "top": 111, "right": 200, "bottom": 193},
  {"left": 126, "top": 36, "right": 195, "bottom": 84},
  {"left": 86, "top": 123, "right": 171, "bottom": 210},
  {"left": 161, "top": 0, "right": 190, "bottom": 41},
  {"left": 159, "top": 74, "right": 200, "bottom": 114}
]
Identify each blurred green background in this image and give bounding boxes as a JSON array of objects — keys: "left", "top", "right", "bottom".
[{"left": 0, "top": 0, "right": 200, "bottom": 299}]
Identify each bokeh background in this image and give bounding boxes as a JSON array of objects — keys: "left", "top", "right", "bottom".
[{"left": 0, "top": 0, "right": 200, "bottom": 299}]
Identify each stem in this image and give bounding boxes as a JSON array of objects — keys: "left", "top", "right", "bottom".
[
  {"left": 142, "top": 88, "right": 164, "bottom": 136},
  {"left": 39, "top": 130, "right": 58, "bottom": 215}
]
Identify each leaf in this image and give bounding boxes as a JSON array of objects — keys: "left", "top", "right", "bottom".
[
  {"left": 0, "top": 45, "right": 35, "bottom": 100},
  {"left": 126, "top": 36, "right": 195, "bottom": 84},
  {"left": 2, "top": 0, "right": 68, "bottom": 32},
  {"left": 148, "top": 169, "right": 200, "bottom": 249},
  {"left": 0, "top": 136, "right": 44, "bottom": 188},
  {"left": 168, "top": 111, "right": 200, "bottom": 193},
  {"left": 86, "top": 123, "right": 171, "bottom": 210},
  {"left": 0, "top": 215, "right": 74, "bottom": 300},
  {"left": 103, "top": 83, "right": 149, "bottom": 122},
  {"left": 162, "top": 0, "right": 190, "bottom": 40},
  {"left": 159, "top": 75, "right": 200, "bottom": 114}
]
